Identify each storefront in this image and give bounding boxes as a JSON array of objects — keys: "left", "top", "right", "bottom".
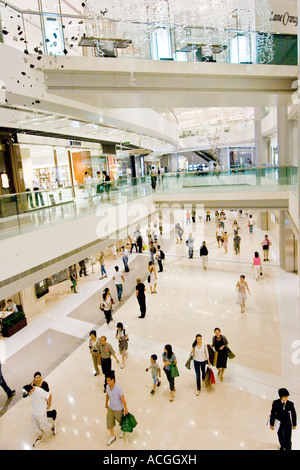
[{"left": 13, "top": 134, "right": 107, "bottom": 192}]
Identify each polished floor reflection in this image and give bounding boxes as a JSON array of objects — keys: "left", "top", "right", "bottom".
[{"left": 0, "top": 209, "right": 299, "bottom": 450}]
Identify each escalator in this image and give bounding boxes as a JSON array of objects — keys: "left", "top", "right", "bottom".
[{"left": 194, "top": 150, "right": 217, "bottom": 165}]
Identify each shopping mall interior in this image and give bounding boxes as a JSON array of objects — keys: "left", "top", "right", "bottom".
[{"left": 0, "top": 0, "right": 299, "bottom": 453}]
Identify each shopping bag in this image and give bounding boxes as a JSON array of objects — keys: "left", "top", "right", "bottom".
[
  {"left": 143, "top": 244, "right": 147, "bottom": 251},
  {"left": 129, "top": 413, "right": 138, "bottom": 429},
  {"left": 170, "top": 363, "right": 180, "bottom": 378},
  {"left": 204, "top": 368, "right": 211, "bottom": 389},
  {"left": 185, "top": 355, "right": 193, "bottom": 370},
  {"left": 121, "top": 414, "right": 132, "bottom": 433},
  {"left": 213, "top": 351, "right": 218, "bottom": 367},
  {"left": 207, "top": 345, "right": 214, "bottom": 365},
  {"left": 226, "top": 346, "right": 235, "bottom": 359},
  {"left": 209, "top": 368, "right": 215, "bottom": 385},
  {"left": 121, "top": 413, "right": 137, "bottom": 433}
]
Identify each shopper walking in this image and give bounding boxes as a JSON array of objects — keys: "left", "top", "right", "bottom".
[
  {"left": 220, "top": 233, "right": 227, "bottom": 255},
  {"left": 191, "top": 334, "right": 210, "bottom": 395},
  {"left": 121, "top": 246, "right": 129, "bottom": 272},
  {"left": 186, "top": 233, "right": 194, "bottom": 258},
  {"left": 136, "top": 231, "right": 143, "bottom": 253},
  {"left": 129, "top": 233, "right": 138, "bottom": 253},
  {"left": 149, "top": 242, "right": 156, "bottom": 264},
  {"left": 236, "top": 275, "right": 251, "bottom": 313},
  {"left": 216, "top": 225, "right": 224, "bottom": 248},
  {"left": 159, "top": 218, "right": 163, "bottom": 236},
  {"left": 248, "top": 214, "right": 254, "bottom": 233},
  {"left": 136, "top": 278, "right": 146, "bottom": 318},
  {"left": 100, "top": 290, "right": 113, "bottom": 326},
  {"left": 105, "top": 370, "right": 129, "bottom": 446},
  {"left": 99, "top": 252, "right": 107, "bottom": 280},
  {"left": 219, "top": 210, "right": 226, "bottom": 229},
  {"left": 269, "top": 388, "right": 297, "bottom": 450},
  {"left": 99, "top": 336, "right": 119, "bottom": 393},
  {"left": 89, "top": 330, "right": 101, "bottom": 376},
  {"left": 148, "top": 261, "right": 157, "bottom": 294},
  {"left": 192, "top": 209, "right": 196, "bottom": 224},
  {"left": 262, "top": 234, "right": 272, "bottom": 261},
  {"left": 150, "top": 166, "right": 158, "bottom": 190},
  {"left": 252, "top": 252, "right": 262, "bottom": 281},
  {"left": 0, "top": 360, "right": 15, "bottom": 400},
  {"left": 211, "top": 328, "right": 228, "bottom": 382},
  {"left": 113, "top": 266, "right": 125, "bottom": 301},
  {"left": 186, "top": 210, "right": 191, "bottom": 225},
  {"left": 115, "top": 323, "right": 128, "bottom": 369},
  {"left": 146, "top": 354, "right": 161, "bottom": 395},
  {"left": 102, "top": 171, "right": 111, "bottom": 200},
  {"left": 70, "top": 273, "right": 78, "bottom": 293},
  {"left": 233, "top": 232, "right": 241, "bottom": 254},
  {"left": 232, "top": 219, "right": 240, "bottom": 235},
  {"left": 79, "top": 259, "right": 88, "bottom": 277},
  {"left": 111, "top": 243, "right": 117, "bottom": 260},
  {"left": 199, "top": 241, "right": 208, "bottom": 270},
  {"left": 156, "top": 244, "right": 165, "bottom": 272},
  {"left": 22, "top": 383, "right": 56, "bottom": 447},
  {"left": 162, "top": 344, "right": 178, "bottom": 402}
]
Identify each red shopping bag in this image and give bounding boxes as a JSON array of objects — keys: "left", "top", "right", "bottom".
[{"left": 209, "top": 368, "right": 215, "bottom": 385}]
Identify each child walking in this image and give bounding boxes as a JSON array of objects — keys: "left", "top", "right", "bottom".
[{"left": 146, "top": 354, "right": 161, "bottom": 395}]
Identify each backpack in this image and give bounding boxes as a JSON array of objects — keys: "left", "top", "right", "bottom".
[{"left": 160, "top": 250, "right": 165, "bottom": 260}]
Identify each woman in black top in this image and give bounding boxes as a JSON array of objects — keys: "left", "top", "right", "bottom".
[
  {"left": 136, "top": 278, "right": 146, "bottom": 318},
  {"left": 211, "top": 328, "right": 228, "bottom": 382}
]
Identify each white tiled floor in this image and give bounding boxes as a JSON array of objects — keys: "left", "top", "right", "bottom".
[{"left": 0, "top": 210, "right": 299, "bottom": 450}]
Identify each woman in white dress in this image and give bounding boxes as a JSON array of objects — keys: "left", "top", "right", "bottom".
[
  {"left": 148, "top": 261, "right": 157, "bottom": 294},
  {"left": 236, "top": 275, "right": 251, "bottom": 313},
  {"left": 111, "top": 243, "right": 117, "bottom": 260}
]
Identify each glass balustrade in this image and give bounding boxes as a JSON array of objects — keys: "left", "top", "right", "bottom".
[
  {"left": 0, "top": 0, "right": 295, "bottom": 65},
  {"left": 0, "top": 165, "right": 297, "bottom": 241}
]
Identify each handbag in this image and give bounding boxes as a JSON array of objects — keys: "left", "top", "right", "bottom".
[
  {"left": 185, "top": 355, "right": 193, "bottom": 370},
  {"left": 143, "top": 244, "right": 147, "bottom": 251},
  {"left": 170, "top": 363, "right": 180, "bottom": 378},
  {"left": 226, "top": 346, "right": 235, "bottom": 359}
]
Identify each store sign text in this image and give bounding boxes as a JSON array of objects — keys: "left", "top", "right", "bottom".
[{"left": 269, "top": 11, "right": 298, "bottom": 27}]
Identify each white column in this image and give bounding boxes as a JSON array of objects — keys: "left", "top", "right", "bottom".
[
  {"left": 254, "top": 107, "right": 264, "bottom": 167},
  {"left": 277, "top": 106, "right": 290, "bottom": 166}
]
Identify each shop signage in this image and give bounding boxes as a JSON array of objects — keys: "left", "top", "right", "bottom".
[
  {"left": 69, "top": 140, "right": 82, "bottom": 146},
  {"left": 269, "top": 11, "right": 298, "bottom": 28}
]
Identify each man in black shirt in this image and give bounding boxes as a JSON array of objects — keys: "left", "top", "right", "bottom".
[
  {"left": 200, "top": 241, "right": 209, "bottom": 270},
  {"left": 136, "top": 278, "right": 146, "bottom": 318},
  {"left": 270, "top": 388, "right": 297, "bottom": 450}
]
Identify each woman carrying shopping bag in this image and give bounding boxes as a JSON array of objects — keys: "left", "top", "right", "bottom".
[{"left": 162, "top": 344, "right": 178, "bottom": 402}]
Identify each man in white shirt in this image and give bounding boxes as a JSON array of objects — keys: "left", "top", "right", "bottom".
[
  {"left": 113, "top": 266, "right": 125, "bottom": 301},
  {"left": 121, "top": 246, "right": 129, "bottom": 272},
  {"left": 22, "top": 384, "right": 56, "bottom": 447},
  {"left": 216, "top": 225, "right": 224, "bottom": 248}
]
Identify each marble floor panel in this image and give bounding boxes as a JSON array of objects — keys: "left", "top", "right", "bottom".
[{"left": 0, "top": 210, "right": 299, "bottom": 451}]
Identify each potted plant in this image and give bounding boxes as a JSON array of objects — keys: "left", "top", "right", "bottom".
[{"left": 1, "top": 311, "right": 27, "bottom": 337}]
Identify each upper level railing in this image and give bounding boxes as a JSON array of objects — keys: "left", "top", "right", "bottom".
[
  {"left": 0, "top": 0, "right": 294, "bottom": 65},
  {"left": 0, "top": 165, "right": 297, "bottom": 241}
]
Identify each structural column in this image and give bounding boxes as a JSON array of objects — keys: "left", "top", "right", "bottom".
[
  {"left": 277, "top": 106, "right": 292, "bottom": 185},
  {"left": 254, "top": 107, "right": 264, "bottom": 167}
]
